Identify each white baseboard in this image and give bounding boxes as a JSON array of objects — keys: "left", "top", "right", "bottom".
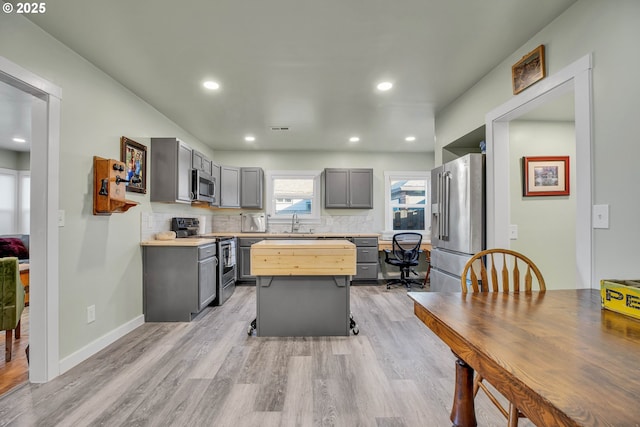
[{"left": 58, "top": 315, "right": 145, "bottom": 374}]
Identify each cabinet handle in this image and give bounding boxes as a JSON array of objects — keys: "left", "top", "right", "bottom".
[{"left": 362, "top": 250, "right": 369, "bottom": 253}]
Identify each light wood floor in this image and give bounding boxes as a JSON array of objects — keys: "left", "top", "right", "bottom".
[
  {"left": 0, "top": 285, "right": 532, "bottom": 426},
  {"left": 0, "top": 307, "right": 29, "bottom": 395}
]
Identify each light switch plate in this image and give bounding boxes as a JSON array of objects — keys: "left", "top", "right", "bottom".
[
  {"left": 58, "top": 210, "right": 65, "bottom": 227},
  {"left": 593, "top": 204, "right": 609, "bottom": 229},
  {"left": 509, "top": 224, "right": 518, "bottom": 240}
]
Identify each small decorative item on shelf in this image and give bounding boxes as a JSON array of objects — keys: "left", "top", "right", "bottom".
[{"left": 93, "top": 156, "right": 139, "bottom": 215}]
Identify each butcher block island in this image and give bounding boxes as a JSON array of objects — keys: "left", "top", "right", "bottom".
[{"left": 250, "top": 239, "right": 357, "bottom": 337}]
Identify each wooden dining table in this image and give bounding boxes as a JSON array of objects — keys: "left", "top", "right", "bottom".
[{"left": 408, "top": 289, "right": 640, "bottom": 427}]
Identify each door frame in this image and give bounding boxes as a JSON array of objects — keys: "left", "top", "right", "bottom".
[
  {"left": 0, "top": 56, "right": 61, "bottom": 382},
  {"left": 485, "top": 54, "right": 593, "bottom": 288}
]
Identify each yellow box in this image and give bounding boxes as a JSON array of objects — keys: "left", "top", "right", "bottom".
[{"left": 601, "top": 279, "right": 640, "bottom": 320}]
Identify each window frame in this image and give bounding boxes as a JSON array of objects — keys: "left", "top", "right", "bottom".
[
  {"left": 383, "top": 171, "right": 431, "bottom": 235},
  {"left": 265, "top": 170, "right": 322, "bottom": 223}
]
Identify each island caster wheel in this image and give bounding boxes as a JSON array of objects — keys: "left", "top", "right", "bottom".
[{"left": 247, "top": 318, "right": 257, "bottom": 336}]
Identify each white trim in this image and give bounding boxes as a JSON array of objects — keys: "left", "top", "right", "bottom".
[
  {"left": 59, "top": 315, "right": 145, "bottom": 374},
  {"left": 485, "top": 54, "right": 593, "bottom": 289},
  {"left": 1, "top": 55, "right": 61, "bottom": 382},
  {"left": 18, "top": 170, "right": 30, "bottom": 234}
]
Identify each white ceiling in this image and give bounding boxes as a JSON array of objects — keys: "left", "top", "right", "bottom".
[{"left": 2, "top": 0, "right": 577, "bottom": 153}]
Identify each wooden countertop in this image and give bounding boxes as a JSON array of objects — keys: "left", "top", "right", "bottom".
[
  {"left": 378, "top": 240, "right": 432, "bottom": 252},
  {"left": 207, "top": 232, "right": 380, "bottom": 238},
  {"left": 140, "top": 238, "right": 217, "bottom": 247},
  {"left": 251, "top": 239, "right": 356, "bottom": 276}
]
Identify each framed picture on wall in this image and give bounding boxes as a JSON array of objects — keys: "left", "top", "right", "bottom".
[
  {"left": 522, "top": 156, "right": 570, "bottom": 197},
  {"left": 512, "top": 45, "right": 546, "bottom": 95},
  {"left": 120, "top": 136, "right": 147, "bottom": 194}
]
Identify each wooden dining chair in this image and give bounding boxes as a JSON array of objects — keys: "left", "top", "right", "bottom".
[{"left": 460, "top": 248, "right": 546, "bottom": 427}]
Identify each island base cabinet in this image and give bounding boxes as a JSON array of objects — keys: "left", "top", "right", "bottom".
[{"left": 256, "top": 276, "right": 350, "bottom": 336}]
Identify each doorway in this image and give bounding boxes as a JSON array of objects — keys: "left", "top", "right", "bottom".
[
  {"left": 0, "top": 56, "right": 61, "bottom": 383},
  {"left": 486, "top": 54, "right": 593, "bottom": 288}
]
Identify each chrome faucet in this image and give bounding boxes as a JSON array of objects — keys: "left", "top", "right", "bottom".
[{"left": 291, "top": 213, "right": 300, "bottom": 233}]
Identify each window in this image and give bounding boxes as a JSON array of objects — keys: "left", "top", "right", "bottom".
[
  {"left": 384, "top": 171, "right": 430, "bottom": 234},
  {"left": 0, "top": 168, "right": 30, "bottom": 234},
  {"left": 266, "top": 170, "right": 321, "bottom": 222},
  {"left": 0, "top": 168, "right": 18, "bottom": 234}
]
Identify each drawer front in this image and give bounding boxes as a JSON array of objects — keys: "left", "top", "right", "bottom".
[
  {"left": 198, "top": 244, "right": 217, "bottom": 260},
  {"left": 354, "top": 263, "right": 378, "bottom": 280},
  {"left": 357, "top": 247, "right": 378, "bottom": 263},
  {"left": 239, "top": 237, "right": 264, "bottom": 247},
  {"left": 353, "top": 237, "right": 377, "bottom": 247}
]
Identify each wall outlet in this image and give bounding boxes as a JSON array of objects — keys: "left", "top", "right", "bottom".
[
  {"left": 58, "top": 210, "right": 65, "bottom": 227},
  {"left": 87, "top": 305, "right": 96, "bottom": 323}
]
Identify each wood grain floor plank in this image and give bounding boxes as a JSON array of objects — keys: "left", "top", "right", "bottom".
[{"left": 0, "top": 285, "right": 533, "bottom": 426}]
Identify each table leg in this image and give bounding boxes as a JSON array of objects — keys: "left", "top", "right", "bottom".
[{"left": 450, "top": 355, "right": 477, "bottom": 427}]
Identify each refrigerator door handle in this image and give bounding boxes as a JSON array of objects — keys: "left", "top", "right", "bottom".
[
  {"left": 443, "top": 171, "right": 451, "bottom": 239},
  {"left": 437, "top": 172, "right": 443, "bottom": 239}
]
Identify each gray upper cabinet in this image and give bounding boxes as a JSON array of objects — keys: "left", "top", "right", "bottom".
[
  {"left": 220, "top": 166, "right": 240, "bottom": 208},
  {"left": 324, "top": 168, "right": 373, "bottom": 209},
  {"left": 211, "top": 162, "right": 221, "bottom": 207},
  {"left": 240, "top": 167, "right": 264, "bottom": 208},
  {"left": 150, "top": 137, "right": 193, "bottom": 203},
  {"left": 192, "top": 149, "right": 212, "bottom": 175}
]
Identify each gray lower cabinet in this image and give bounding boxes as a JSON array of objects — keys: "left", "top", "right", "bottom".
[
  {"left": 240, "top": 167, "right": 264, "bottom": 208},
  {"left": 220, "top": 166, "right": 240, "bottom": 207},
  {"left": 352, "top": 237, "right": 379, "bottom": 281},
  {"left": 150, "top": 137, "right": 193, "bottom": 203},
  {"left": 143, "top": 243, "right": 217, "bottom": 321},
  {"left": 324, "top": 168, "right": 373, "bottom": 208},
  {"left": 238, "top": 237, "right": 265, "bottom": 282}
]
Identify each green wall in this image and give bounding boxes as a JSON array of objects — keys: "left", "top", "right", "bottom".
[
  {"left": 435, "top": 0, "right": 640, "bottom": 284},
  {"left": 0, "top": 148, "right": 20, "bottom": 169},
  {"left": 509, "top": 121, "right": 576, "bottom": 289},
  {"left": 0, "top": 13, "right": 216, "bottom": 360}
]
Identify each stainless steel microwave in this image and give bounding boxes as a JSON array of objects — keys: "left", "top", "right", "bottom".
[{"left": 191, "top": 169, "right": 216, "bottom": 204}]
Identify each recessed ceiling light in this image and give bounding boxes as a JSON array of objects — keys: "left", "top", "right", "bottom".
[
  {"left": 203, "top": 80, "right": 220, "bottom": 90},
  {"left": 405, "top": 136, "right": 416, "bottom": 142},
  {"left": 244, "top": 135, "right": 256, "bottom": 142},
  {"left": 12, "top": 137, "right": 26, "bottom": 143},
  {"left": 376, "top": 81, "right": 393, "bottom": 91},
  {"left": 349, "top": 136, "right": 360, "bottom": 143}
]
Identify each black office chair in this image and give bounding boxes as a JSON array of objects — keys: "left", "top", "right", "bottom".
[{"left": 383, "top": 232, "right": 424, "bottom": 289}]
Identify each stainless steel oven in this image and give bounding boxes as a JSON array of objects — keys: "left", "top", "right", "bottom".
[{"left": 217, "top": 237, "right": 236, "bottom": 305}]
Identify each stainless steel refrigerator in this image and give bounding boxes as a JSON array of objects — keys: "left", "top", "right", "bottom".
[{"left": 430, "top": 153, "right": 485, "bottom": 292}]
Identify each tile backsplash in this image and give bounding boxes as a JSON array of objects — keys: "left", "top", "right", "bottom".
[{"left": 141, "top": 211, "right": 376, "bottom": 241}]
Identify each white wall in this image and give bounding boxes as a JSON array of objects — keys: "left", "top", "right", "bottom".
[
  {"left": 0, "top": 13, "right": 217, "bottom": 361},
  {"left": 509, "top": 121, "right": 576, "bottom": 289},
  {"left": 436, "top": 0, "right": 640, "bottom": 284},
  {"left": 212, "top": 150, "right": 434, "bottom": 232}
]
